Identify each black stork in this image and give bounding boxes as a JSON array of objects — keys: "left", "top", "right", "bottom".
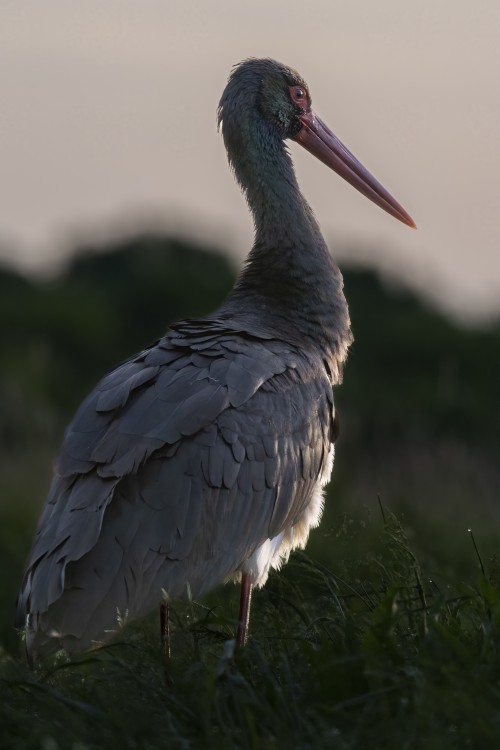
[{"left": 16, "top": 58, "right": 415, "bottom": 663}]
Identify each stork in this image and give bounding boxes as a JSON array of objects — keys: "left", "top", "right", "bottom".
[{"left": 16, "top": 58, "right": 415, "bottom": 663}]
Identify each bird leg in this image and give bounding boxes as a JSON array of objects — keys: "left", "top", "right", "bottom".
[
  {"left": 160, "top": 600, "right": 171, "bottom": 659},
  {"left": 236, "top": 572, "right": 254, "bottom": 648}
]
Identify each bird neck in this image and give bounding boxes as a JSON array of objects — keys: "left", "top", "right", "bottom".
[
  {"left": 221, "top": 113, "right": 352, "bottom": 370},
  {"left": 226, "top": 109, "right": 320, "bottom": 247}
]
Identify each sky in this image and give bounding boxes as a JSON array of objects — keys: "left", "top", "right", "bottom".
[{"left": 1, "top": 1, "right": 499, "bottom": 322}]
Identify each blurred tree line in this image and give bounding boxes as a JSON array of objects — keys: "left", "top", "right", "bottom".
[{"left": 1, "top": 233, "right": 499, "bottom": 653}]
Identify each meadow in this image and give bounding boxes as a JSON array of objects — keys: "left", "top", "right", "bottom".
[{"left": 1, "top": 235, "right": 499, "bottom": 748}]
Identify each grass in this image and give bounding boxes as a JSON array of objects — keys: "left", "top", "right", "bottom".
[{"left": 2, "top": 508, "right": 500, "bottom": 750}]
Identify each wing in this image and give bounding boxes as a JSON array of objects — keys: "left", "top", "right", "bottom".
[{"left": 17, "top": 319, "right": 335, "bottom": 658}]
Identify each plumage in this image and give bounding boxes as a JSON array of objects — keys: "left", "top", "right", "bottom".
[{"left": 16, "top": 57, "right": 414, "bottom": 662}]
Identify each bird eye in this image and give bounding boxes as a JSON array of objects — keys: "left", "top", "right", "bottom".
[{"left": 289, "top": 85, "right": 307, "bottom": 107}]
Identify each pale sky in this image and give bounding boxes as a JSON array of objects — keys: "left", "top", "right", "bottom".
[{"left": 1, "top": 1, "right": 499, "bottom": 322}]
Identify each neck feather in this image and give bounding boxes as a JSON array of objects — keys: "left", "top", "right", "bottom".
[{"left": 220, "top": 108, "right": 352, "bottom": 368}]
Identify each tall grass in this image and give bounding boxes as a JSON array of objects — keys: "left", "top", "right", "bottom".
[{"left": 2, "top": 509, "right": 499, "bottom": 749}]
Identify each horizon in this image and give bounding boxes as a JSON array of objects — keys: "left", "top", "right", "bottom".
[{"left": 1, "top": 227, "right": 498, "bottom": 331}]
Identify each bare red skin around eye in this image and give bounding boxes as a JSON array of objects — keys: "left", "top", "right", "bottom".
[{"left": 289, "top": 85, "right": 310, "bottom": 110}]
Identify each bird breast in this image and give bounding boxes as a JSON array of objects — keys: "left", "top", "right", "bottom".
[{"left": 237, "top": 443, "right": 335, "bottom": 587}]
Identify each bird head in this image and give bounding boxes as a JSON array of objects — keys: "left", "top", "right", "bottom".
[{"left": 218, "top": 58, "right": 415, "bottom": 228}]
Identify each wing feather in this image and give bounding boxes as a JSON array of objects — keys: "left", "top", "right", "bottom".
[{"left": 17, "top": 319, "right": 336, "bottom": 659}]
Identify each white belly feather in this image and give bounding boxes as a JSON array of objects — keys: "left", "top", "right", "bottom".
[{"left": 237, "top": 444, "right": 335, "bottom": 587}]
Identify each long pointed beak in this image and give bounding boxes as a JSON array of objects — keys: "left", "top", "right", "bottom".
[{"left": 292, "top": 110, "right": 416, "bottom": 228}]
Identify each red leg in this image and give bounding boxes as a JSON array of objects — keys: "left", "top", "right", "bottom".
[
  {"left": 236, "top": 572, "right": 253, "bottom": 648},
  {"left": 160, "top": 601, "right": 171, "bottom": 659}
]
